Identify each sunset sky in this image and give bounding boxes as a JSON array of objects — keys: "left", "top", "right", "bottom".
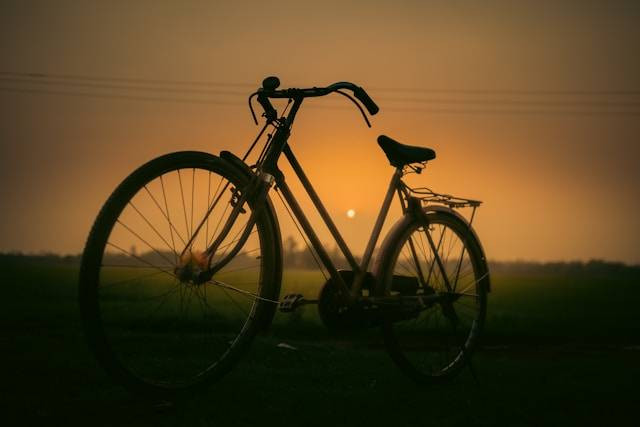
[{"left": 1, "top": 0, "right": 639, "bottom": 263}]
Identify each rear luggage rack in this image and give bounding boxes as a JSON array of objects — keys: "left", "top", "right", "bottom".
[
  {"left": 411, "top": 187, "right": 481, "bottom": 208},
  {"left": 409, "top": 187, "right": 482, "bottom": 224}
]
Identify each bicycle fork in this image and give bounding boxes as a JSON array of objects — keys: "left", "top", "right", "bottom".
[{"left": 174, "top": 171, "right": 271, "bottom": 285}]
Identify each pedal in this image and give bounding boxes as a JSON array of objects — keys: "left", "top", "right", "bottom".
[{"left": 279, "top": 294, "right": 306, "bottom": 313}]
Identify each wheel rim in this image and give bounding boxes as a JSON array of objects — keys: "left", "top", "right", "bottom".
[
  {"left": 384, "top": 215, "right": 485, "bottom": 379},
  {"left": 91, "top": 162, "right": 267, "bottom": 388}
]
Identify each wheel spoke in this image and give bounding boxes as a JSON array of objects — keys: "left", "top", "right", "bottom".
[
  {"left": 177, "top": 169, "right": 191, "bottom": 241},
  {"left": 100, "top": 268, "right": 170, "bottom": 288},
  {"left": 184, "top": 175, "right": 232, "bottom": 257},
  {"left": 208, "top": 197, "right": 231, "bottom": 249},
  {"left": 116, "top": 218, "right": 176, "bottom": 267},
  {"left": 127, "top": 201, "right": 179, "bottom": 262},
  {"left": 143, "top": 183, "right": 184, "bottom": 258},
  {"left": 191, "top": 168, "right": 195, "bottom": 240},
  {"left": 106, "top": 241, "right": 176, "bottom": 279},
  {"left": 207, "top": 278, "right": 277, "bottom": 304}
]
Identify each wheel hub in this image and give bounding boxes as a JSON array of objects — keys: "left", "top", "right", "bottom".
[{"left": 174, "top": 249, "right": 209, "bottom": 285}]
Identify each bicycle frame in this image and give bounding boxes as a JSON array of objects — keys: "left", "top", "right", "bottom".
[
  {"left": 197, "top": 95, "right": 446, "bottom": 301},
  {"left": 273, "top": 144, "right": 403, "bottom": 298}
]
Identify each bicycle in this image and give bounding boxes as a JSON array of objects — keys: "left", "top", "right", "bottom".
[{"left": 79, "top": 76, "right": 490, "bottom": 398}]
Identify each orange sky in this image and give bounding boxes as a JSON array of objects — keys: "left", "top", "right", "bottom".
[{"left": 1, "top": 1, "right": 639, "bottom": 263}]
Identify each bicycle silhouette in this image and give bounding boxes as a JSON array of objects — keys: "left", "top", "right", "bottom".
[{"left": 79, "top": 76, "right": 490, "bottom": 398}]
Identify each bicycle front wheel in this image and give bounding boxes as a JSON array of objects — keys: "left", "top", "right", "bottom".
[
  {"left": 79, "top": 151, "right": 281, "bottom": 397},
  {"left": 374, "top": 209, "right": 488, "bottom": 383}
]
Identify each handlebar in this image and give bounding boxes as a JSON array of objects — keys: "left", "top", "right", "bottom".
[{"left": 250, "top": 76, "right": 379, "bottom": 126}]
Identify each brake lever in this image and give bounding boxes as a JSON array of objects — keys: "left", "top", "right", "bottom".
[
  {"left": 335, "top": 90, "right": 371, "bottom": 128},
  {"left": 248, "top": 92, "right": 259, "bottom": 125}
]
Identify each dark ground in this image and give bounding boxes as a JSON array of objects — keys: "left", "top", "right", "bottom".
[{"left": 1, "top": 256, "right": 639, "bottom": 426}]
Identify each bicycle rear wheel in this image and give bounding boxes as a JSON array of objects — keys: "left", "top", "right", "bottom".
[
  {"left": 79, "top": 151, "right": 281, "bottom": 397},
  {"left": 374, "top": 209, "right": 488, "bottom": 383}
]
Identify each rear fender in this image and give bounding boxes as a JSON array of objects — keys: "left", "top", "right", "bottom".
[{"left": 374, "top": 204, "right": 490, "bottom": 293}]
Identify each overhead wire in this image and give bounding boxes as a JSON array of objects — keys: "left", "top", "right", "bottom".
[
  {"left": 3, "top": 71, "right": 639, "bottom": 95},
  {"left": 1, "top": 71, "right": 640, "bottom": 116},
  {"left": 0, "top": 71, "right": 255, "bottom": 88},
  {"left": 0, "top": 86, "right": 242, "bottom": 106},
  {"left": 0, "top": 76, "right": 247, "bottom": 96},
  {"left": 369, "top": 86, "right": 640, "bottom": 96}
]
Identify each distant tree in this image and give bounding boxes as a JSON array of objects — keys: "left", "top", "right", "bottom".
[
  {"left": 284, "top": 236, "right": 298, "bottom": 254},
  {"left": 283, "top": 235, "right": 302, "bottom": 268}
]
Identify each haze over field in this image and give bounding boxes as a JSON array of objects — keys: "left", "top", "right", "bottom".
[{"left": 1, "top": 0, "right": 639, "bottom": 263}]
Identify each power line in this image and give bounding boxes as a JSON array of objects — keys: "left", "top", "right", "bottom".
[
  {"left": 0, "top": 71, "right": 254, "bottom": 88},
  {"left": 0, "top": 86, "right": 241, "bottom": 106},
  {"left": 381, "top": 106, "right": 640, "bottom": 116},
  {"left": 0, "top": 76, "right": 247, "bottom": 96},
  {"left": 376, "top": 96, "right": 640, "bottom": 108},
  {"left": 370, "top": 86, "right": 640, "bottom": 96},
  {"left": 3, "top": 86, "right": 639, "bottom": 116},
  {"left": 3, "top": 76, "right": 639, "bottom": 108},
  {"left": 1, "top": 71, "right": 639, "bottom": 116},
  {"left": 2, "top": 70, "right": 639, "bottom": 96}
]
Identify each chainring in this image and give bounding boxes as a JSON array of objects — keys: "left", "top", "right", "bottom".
[{"left": 317, "top": 270, "right": 375, "bottom": 333}]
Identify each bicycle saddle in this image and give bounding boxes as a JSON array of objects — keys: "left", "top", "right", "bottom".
[{"left": 377, "top": 135, "right": 436, "bottom": 167}]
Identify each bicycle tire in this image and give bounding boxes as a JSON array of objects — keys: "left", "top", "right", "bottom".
[
  {"left": 374, "top": 209, "right": 488, "bottom": 383},
  {"left": 79, "top": 151, "right": 281, "bottom": 398}
]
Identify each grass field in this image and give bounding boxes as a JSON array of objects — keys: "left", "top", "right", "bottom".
[{"left": 1, "top": 257, "right": 639, "bottom": 426}]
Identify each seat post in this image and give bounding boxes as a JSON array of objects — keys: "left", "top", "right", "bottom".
[{"left": 351, "top": 168, "right": 403, "bottom": 295}]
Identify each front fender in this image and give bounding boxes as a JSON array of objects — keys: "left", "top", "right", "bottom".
[{"left": 220, "top": 150, "right": 284, "bottom": 328}]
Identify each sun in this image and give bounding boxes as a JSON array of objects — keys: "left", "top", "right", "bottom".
[{"left": 346, "top": 209, "right": 356, "bottom": 219}]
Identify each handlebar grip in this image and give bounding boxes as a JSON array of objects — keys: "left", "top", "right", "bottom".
[{"left": 353, "top": 86, "right": 379, "bottom": 115}]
